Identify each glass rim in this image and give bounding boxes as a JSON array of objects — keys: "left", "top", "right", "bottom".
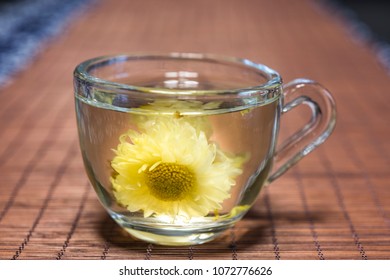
[{"left": 74, "top": 52, "right": 282, "bottom": 98}]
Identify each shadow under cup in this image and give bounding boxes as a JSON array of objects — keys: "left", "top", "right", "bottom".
[{"left": 74, "top": 53, "right": 336, "bottom": 245}]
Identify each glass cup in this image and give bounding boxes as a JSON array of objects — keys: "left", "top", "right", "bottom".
[{"left": 74, "top": 53, "right": 336, "bottom": 245}]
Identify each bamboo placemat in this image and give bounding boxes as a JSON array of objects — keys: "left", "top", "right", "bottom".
[{"left": 0, "top": 0, "right": 389, "bottom": 260}]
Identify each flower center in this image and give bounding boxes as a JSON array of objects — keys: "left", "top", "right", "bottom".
[{"left": 145, "top": 163, "right": 195, "bottom": 201}]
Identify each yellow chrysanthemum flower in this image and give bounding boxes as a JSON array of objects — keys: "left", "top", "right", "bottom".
[{"left": 110, "top": 117, "right": 244, "bottom": 220}]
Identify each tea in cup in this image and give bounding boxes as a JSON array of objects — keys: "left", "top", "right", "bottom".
[{"left": 74, "top": 53, "right": 336, "bottom": 245}]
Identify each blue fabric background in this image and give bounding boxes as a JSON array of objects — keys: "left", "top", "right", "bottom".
[{"left": 0, "top": 0, "right": 92, "bottom": 86}]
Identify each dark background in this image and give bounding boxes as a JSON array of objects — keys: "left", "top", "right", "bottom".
[{"left": 334, "top": 0, "right": 390, "bottom": 43}]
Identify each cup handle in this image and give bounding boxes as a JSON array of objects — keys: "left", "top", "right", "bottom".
[{"left": 267, "top": 78, "right": 336, "bottom": 183}]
